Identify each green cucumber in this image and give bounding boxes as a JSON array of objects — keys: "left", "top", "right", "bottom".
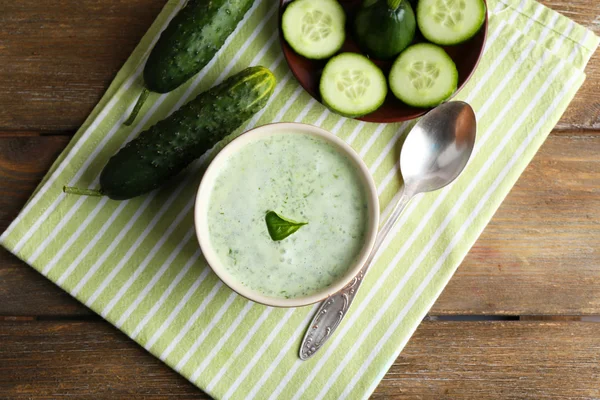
[
  {"left": 389, "top": 43, "right": 457, "bottom": 108},
  {"left": 354, "top": 0, "right": 416, "bottom": 60},
  {"left": 125, "top": 0, "right": 255, "bottom": 125},
  {"left": 417, "top": 0, "right": 486, "bottom": 45},
  {"left": 282, "top": 0, "right": 346, "bottom": 60},
  {"left": 320, "top": 53, "right": 387, "bottom": 117},
  {"left": 65, "top": 66, "right": 275, "bottom": 200}
]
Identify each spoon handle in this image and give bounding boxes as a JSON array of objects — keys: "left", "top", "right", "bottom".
[{"left": 299, "top": 190, "right": 413, "bottom": 360}]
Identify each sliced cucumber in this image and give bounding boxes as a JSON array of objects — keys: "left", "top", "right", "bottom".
[
  {"left": 417, "top": 0, "right": 486, "bottom": 45},
  {"left": 320, "top": 53, "right": 387, "bottom": 117},
  {"left": 282, "top": 0, "right": 346, "bottom": 60},
  {"left": 389, "top": 43, "right": 458, "bottom": 108}
]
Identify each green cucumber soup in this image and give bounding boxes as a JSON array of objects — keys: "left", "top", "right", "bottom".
[{"left": 206, "top": 132, "right": 370, "bottom": 299}]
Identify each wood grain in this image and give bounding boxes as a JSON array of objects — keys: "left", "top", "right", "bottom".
[
  {"left": 0, "top": 0, "right": 166, "bottom": 132},
  {"left": 432, "top": 131, "right": 600, "bottom": 315},
  {"left": 0, "top": 248, "right": 92, "bottom": 317},
  {"left": 0, "top": 135, "right": 92, "bottom": 316},
  {"left": 0, "top": 0, "right": 598, "bottom": 132},
  {"left": 1, "top": 320, "right": 599, "bottom": 399},
  {"left": 0, "top": 135, "right": 69, "bottom": 231},
  {"left": 374, "top": 320, "right": 600, "bottom": 399},
  {"left": 0, "top": 131, "right": 599, "bottom": 316},
  {"left": 0, "top": 320, "right": 208, "bottom": 399}
]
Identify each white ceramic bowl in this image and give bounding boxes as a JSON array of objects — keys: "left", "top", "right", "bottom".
[{"left": 194, "top": 122, "right": 379, "bottom": 307}]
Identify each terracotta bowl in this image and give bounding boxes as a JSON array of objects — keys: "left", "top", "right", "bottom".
[{"left": 279, "top": 0, "right": 488, "bottom": 123}]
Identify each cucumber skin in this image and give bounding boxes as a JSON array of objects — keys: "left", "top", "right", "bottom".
[
  {"left": 354, "top": 0, "right": 416, "bottom": 60},
  {"left": 144, "top": 0, "right": 255, "bottom": 93},
  {"left": 100, "top": 66, "right": 275, "bottom": 200}
]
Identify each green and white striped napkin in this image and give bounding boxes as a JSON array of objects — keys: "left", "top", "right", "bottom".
[{"left": 2, "top": 0, "right": 598, "bottom": 398}]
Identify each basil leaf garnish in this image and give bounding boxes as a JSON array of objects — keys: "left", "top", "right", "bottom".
[{"left": 265, "top": 211, "right": 308, "bottom": 241}]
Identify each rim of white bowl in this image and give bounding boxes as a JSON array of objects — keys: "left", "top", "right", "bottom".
[{"left": 194, "top": 122, "right": 380, "bottom": 308}]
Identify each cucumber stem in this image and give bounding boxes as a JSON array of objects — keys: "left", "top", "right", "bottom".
[
  {"left": 387, "top": 0, "right": 403, "bottom": 10},
  {"left": 124, "top": 88, "right": 150, "bottom": 126},
  {"left": 63, "top": 186, "right": 104, "bottom": 197}
]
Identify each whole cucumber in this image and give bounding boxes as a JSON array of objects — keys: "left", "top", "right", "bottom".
[
  {"left": 354, "top": 0, "right": 416, "bottom": 60},
  {"left": 65, "top": 66, "right": 275, "bottom": 200},
  {"left": 125, "top": 0, "right": 256, "bottom": 125}
]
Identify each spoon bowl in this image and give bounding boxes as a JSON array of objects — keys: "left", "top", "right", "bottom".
[
  {"left": 401, "top": 101, "right": 477, "bottom": 194},
  {"left": 300, "top": 101, "right": 477, "bottom": 360}
]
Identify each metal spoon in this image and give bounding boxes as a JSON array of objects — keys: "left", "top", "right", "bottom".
[{"left": 299, "top": 101, "right": 477, "bottom": 360}]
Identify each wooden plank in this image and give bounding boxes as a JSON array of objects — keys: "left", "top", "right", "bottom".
[
  {"left": 432, "top": 131, "right": 600, "bottom": 315},
  {"left": 0, "top": 248, "right": 92, "bottom": 317},
  {"left": 1, "top": 320, "right": 599, "bottom": 399},
  {"left": 0, "top": 135, "right": 70, "bottom": 231},
  {"left": 0, "top": 131, "right": 599, "bottom": 316},
  {"left": 375, "top": 320, "right": 600, "bottom": 399},
  {"left": 0, "top": 134, "right": 91, "bottom": 316},
  {"left": 0, "top": 0, "right": 166, "bottom": 132},
  {"left": 0, "top": 0, "right": 598, "bottom": 132},
  {"left": 0, "top": 320, "right": 208, "bottom": 399}
]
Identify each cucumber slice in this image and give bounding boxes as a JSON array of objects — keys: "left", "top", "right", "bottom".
[
  {"left": 282, "top": 0, "right": 346, "bottom": 60},
  {"left": 320, "top": 53, "right": 387, "bottom": 117},
  {"left": 417, "top": 0, "right": 486, "bottom": 45},
  {"left": 389, "top": 43, "right": 458, "bottom": 108}
]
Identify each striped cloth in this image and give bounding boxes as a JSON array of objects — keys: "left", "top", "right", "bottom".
[{"left": 2, "top": 0, "right": 598, "bottom": 398}]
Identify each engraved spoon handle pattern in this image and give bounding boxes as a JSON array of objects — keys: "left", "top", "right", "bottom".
[{"left": 299, "top": 191, "right": 412, "bottom": 360}]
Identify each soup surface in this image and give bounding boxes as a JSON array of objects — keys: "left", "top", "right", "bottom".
[{"left": 207, "top": 132, "right": 369, "bottom": 299}]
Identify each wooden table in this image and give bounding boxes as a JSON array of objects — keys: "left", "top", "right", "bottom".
[{"left": 1, "top": 1, "right": 599, "bottom": 398}]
